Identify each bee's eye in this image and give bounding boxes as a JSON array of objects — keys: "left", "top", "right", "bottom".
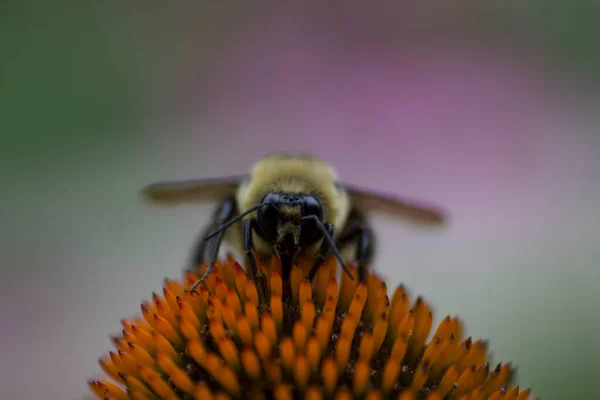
[
  {"left": 300, "top": 196, "right": 323, "bottom": 245},
  {"left": 256, "top": 193, "right": 280, "bottom": 241}
]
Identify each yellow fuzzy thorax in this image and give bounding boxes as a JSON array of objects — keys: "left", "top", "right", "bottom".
[{"left": 89, "top": 254, "right": 535, "bottom": 400}]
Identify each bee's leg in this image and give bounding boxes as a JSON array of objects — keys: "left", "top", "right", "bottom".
[
  {"left": 243, "top": 219, "right": 258, "bottom": 280},
  {"left": 189, "top": 196, "right": 237, "bottom": 294},
  {"left": 336, "top": 209, "right": 374, "bottom": 283},
  {"left": 189, "top": 196, "right": 237, "bottom": 270},
  {"left": 307, "top": 224, "right": 335, "bottom": 282}
]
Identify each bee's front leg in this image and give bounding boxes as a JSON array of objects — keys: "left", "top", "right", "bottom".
[
  {"left": 243, "top": 219, "right": 258, "bottom": 280},
  {"left": 336, "top": 209, "right": 374, "bottom": 283},
  {"left": 189, "top": 195, "right": 237, "bottom": 271}
]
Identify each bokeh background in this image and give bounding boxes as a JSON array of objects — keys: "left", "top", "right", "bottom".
[{"left": 2, "top": 2, "right": 599, "bottom": 399}]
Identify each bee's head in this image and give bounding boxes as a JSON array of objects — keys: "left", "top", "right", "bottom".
[{"left": 256, "top": 192, "right": 324, "bottom": 256}]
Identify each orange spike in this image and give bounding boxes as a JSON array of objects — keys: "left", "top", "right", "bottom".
[
  {"left": 325, "top": 278, "right": 339, "bottom": 309},
  {"left": 390, "top": 331, "right": 409, "bottom": 363},
  {"left": 261, "top": 312, "right": 277, "bottom": 344},
  {"left": 336, "top": 336, "right": 351, "bottom": 370},
  {"left": 121, "top": 328, "right": 138, "bottom": 346},
  {"left": 470, "top": 385, "right": 487, "bottom": 400},
  {"left": 366, "top": 390, "right": 383, "bottom": 400},
  {"left": 410, "top": 299, "right": 433, "bottom": 357},
  {"left": 293, "top": 321, "right": 307, "bottom": 351},
  {"left": 397, "top": 390, "right": 415, "bottom": 400},
  {"left": 111, "top": 336, "right": 128, "bottom": 352},
  {"left": 305, "top": 385, "right": 323, "bottom": 400},
  {"left": 153, "top": 293, "right": 178, "bottom": 327},
  {"left": 452, "top": 337, "right": 473, "bottom": 368},
  {"left": 274, "top": 383, "right": 293, "bottom": 400},
  {"left": 322, "top": 357, "right": 338, "bottom": 394},
  {"left": 280, "top": 338, "right": 296, "bottom": 373},
  {"left": 301, "top": 300, "right": 316, "bottom": 331},
  {"left": 123, "top": 374, "right": 153, "bottom": 396},
  {"left": 95, "top": 380, "right": 129, "bottom": 400},
  {"left": 88, "top": 380, "right": 103, "bottom": 399},
  {"left": 271, "top": 294, "right": 283, "bottom": 330},
  {"left": 306, "top": 336, "right": 321, "bottom": 370},
  {"left": 164, "top": 277, "right": 185, "bottom": 296},
  {"left": 186, "top": 286, "right": 208, "bottom": 323},
  {"left": 98, "top": 356, "right": 123, "bottom": 383},
  {"left": 359, "top": 332, "right": 375, "bottom": 361},
  {"left": 315, "top": 315, "right": 333, "bottom": 352},
  {"left": 215, "top": 392, "right": 232, "bottom": 400},
  {"left": 335, "top": 386, "right": 353, "bottom": 400},
  {"left": 108, "top": 351, "right": 126, "bottom": 374},
  {"left": 488, "top": 388, "right": 507, "bottom": 400},
  {"left": 434, "top": 364, "right": 460, "bottom": 398},
  {"left": 340, "top": 312, "right": 359, "bottom": 339},
  {"left": 313, "top": 262, "right": 331, "bottom": 307},
  {"left": 152, "top": 313, "right": 182, "bottom": 345},
  {"left": 178, "top": 297, "right": 202, "bottom": 331},
  {"left": 195, "top": 382, "right": 214, "bottom": 400},
  {"left": 217, "top": 338, "right": 240, "bottom": 369},
  {"left": 226, "top": 288, "right": 242, "bottom": 315},
  {"left": 156, "top": 352, "right": 195, "bottom": 394},
  {"left": 117, "top": 350, "right": 137, "bottom": 375},
  {"left": 187, "top": 338, "right": 207, "bottom": 367},
  {"left": 366, "top": 275, "right": 384, "bottom": 322},
  {"left": 294, "top": 353, "right": 309, "bottom": 388},
  {"left": 214, "top": 276, "right": 228, "bottom": 302},
  {"left": 411, "top": 360, "right": 430, "bottom": 392},
  {"left": 254, "top": 331, "right": 272, "bottom": 360},
  {"left": 516, "top": 388, "right": 531, "bottom": 400},
  {"left": 152, "top": 331, "right": 178, "bottom": 361},
  {"left": 372, "top": 314, "right": 388, "bottom": 354},
  {"left": 299, "top": 278, "right": 312, "bottom": 305},
  {"left": 209, "top": 318, "right": 227, "bottom": 342},
  {"left": 339, "top": 263, "right": 358, "bottom": 312},
  {"left": 382, "top": 359, "right": 400, "bottom": 392},
  {"left": 138, "top": 364, "right": 178, "bottom": 399},
  {"left": 264, "top": 357, "right": 282, "bottom": 385},
  {"left": 131, "top": 324, "right": 154, "bottom": 350},
  {"left": 221, "top": 303, "right": 238, "bottom": 334},
  {"left": 236, "top": 316, "right": 253, "bottom": 345},
  {"left": 242, "top": 347, "right": 262, "bottom": 380},
  {"left": 127, "top": 342, "right": 154, "bottom": 366},
  {"left": 216, "top": 366, "right": 240, "bottom": 396},
  {"left": 206, "top": 295, "right": 223, "bottom": 322},
  {"left": 461, "top": 340, "right": 488, "bottom": 371},
  {"left": 245, "top": 300, "right": 259, "bottom": 331},
  {"left": 246, "top": 281, "right": 259, "bottom": 306},
  {"left": 140, "top": 302, "right": 159, "bottom": 330},
  {"left": 451, "top": 364, "right": 477, "bottom": 399},
  {"left": 353, "top": 360, "right": 370, "bottom": 395}
]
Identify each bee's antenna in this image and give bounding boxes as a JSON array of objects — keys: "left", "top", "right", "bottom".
[
  {"left": 204, "top": 202, "right": 278, "bottom": 241},
  {"left": 301, "top": 215, "right": 355, "bottom": 281},
  {"left": 204, "top": 203, "right": 263, "bottom": 241}
]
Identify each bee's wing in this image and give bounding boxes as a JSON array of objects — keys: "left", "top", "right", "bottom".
[
  {"left": 341, "top": 184, "right": 448, "bottom": 226},
  {"left": 141, "top": 175, "right": 248, "bottom": 205}
]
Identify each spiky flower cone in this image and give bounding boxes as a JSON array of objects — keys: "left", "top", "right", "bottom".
[{"left": 89, "top": 254, "right": 536, "bottom": 399}]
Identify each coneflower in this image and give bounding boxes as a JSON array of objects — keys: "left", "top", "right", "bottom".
[{"left": 89, "top": 254, "right": 537, "bottom": 399}]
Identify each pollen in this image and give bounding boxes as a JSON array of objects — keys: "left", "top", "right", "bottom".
[{"left": 90, "top": 254, "right": 538, "bottom": 399}]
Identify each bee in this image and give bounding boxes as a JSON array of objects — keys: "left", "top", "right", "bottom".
[{"left": 141, "top": 152, "right": 447, "bottom": 293}]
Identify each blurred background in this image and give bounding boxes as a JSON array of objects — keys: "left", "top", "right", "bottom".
[{"left": 1, "top": 2, "right": 599, "bottom": 399}]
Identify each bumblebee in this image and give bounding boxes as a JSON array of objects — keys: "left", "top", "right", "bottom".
[{"left": 142, "top": 153, "right": 447, "bottom": 292}]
